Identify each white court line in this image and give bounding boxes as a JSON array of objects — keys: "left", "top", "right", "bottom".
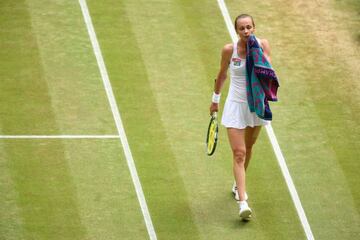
[
  {"left": 0, "top": 135, "right": 119, "bottom": 139},
  {"left": 78, "top": 0, "right": 157, "bottom": 239},
  {"left": 216, "top": 1, "right": 315, "bottom": 239}
]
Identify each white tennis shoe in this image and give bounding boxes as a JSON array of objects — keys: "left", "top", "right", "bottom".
[
  {"left": 232, "top": 182, "right": 248, "bottom": 201},
  {"left": 239, "top": 201, "right": 252, "bottom": 220}
]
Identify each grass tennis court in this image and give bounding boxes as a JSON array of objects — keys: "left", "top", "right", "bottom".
[{"left": 1, "top": 0, "right": 359, "bottom": 239}]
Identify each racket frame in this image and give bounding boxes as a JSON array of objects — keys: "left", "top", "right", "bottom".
[{"left": 206, "top": 112, "right": 219, "bottom": 156}]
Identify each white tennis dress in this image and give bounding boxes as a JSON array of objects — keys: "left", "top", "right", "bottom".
[{"left": 221, "top": 42, "right": 269, "bottom": 129}]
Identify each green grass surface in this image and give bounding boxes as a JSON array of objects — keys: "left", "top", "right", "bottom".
[
  {"left": 0, "top": 0, "right": 359, "bottom": 239},
  {"left": 0, "top": 0, "right": 116, "bottom": 135},
  {"left": 1, "top": 140, "right": 148, "bottom": 240}
]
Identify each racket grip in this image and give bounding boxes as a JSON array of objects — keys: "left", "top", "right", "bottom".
[{"left": 211, "top": 112, "right": 217, "bottom": 118}]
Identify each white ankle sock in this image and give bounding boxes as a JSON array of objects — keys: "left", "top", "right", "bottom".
[{"left": 239, "top": 200, "right": 248, "bottom": 206}]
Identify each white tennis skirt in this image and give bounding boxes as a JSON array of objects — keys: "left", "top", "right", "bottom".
[{"left": 221, "top": 100, "right": 269, "bottom": 129}]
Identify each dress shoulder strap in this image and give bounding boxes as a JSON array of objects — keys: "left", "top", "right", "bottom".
[{"left": 232, "top": 42, "right": 238, "bottom": 57}]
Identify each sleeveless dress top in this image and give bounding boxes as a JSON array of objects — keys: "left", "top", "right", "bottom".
[{"left": 221, "top": 42, "right": 269, "bottom": 129}]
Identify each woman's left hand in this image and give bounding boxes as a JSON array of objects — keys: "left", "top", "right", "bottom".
[{"left": 209, "top": 102, "right": 219, "bottom": 115}]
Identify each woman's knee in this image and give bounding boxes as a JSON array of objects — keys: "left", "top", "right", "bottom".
[{"left": 233, "top": 147, "right": 246, "bottom": 164}]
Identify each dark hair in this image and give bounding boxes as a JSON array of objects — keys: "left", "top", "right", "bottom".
[{"left": 234, "top": 14, "right": 255, "bottom": 30}]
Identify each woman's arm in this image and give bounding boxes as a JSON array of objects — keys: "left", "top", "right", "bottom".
[
  {"left": 261, "top": 39, "right": 271, "bottom": 63},
  {"left": 214, "top": 44, "right": 232, "bottom": 93},
  {"left": 210, "top": 44, "right": 232, "bottom": 114}
]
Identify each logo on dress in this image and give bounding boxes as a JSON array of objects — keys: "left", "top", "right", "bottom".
[{"left": 232, "top": 57, "right": 241, "bottom": 66}]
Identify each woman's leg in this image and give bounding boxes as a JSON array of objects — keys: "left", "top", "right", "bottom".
[
  {"left": 227, "top": 128, "right": 247, "bottom": 201},
  {"left": 232, "top": 126, "right": 262, "bottom": 201},
  {"left": 244, "top": 126, "right": 262, "bottom": 170}
]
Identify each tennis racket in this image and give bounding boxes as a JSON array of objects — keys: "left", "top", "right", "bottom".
[{"left": 206, "top": 112, "right": 219, "bottom": 156}]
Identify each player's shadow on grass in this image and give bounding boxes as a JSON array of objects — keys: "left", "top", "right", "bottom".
[{"left": 229, "top": 216, "right": 252, "bottom": 230}]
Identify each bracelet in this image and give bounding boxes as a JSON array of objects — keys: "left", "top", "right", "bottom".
[{"left": 212, "top": 92, "right": 221, "bottom": 103}]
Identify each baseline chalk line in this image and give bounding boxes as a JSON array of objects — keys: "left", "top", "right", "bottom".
[{"left": 0, "top": 135, "right": 119, "bottom": 139}]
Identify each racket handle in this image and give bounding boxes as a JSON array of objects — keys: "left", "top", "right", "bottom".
[{"left": 211, "top": 112, "right": 217, "bottom": 118}]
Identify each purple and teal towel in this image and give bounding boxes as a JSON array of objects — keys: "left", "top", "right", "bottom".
[{"left": 246, "top": 35, "right": 279, "bottom": 120}]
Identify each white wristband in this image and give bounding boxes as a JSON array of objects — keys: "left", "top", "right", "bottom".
[{"left": 212, "top": 92, "right": 221, "bottom": 103}]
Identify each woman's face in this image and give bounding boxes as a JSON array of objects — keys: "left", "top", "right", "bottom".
[{"left": 235, "top": 17, "right": 255, "bottom": 41}]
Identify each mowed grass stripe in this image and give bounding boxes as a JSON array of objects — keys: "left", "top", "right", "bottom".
[
  {"left": 286, "top": 0, "right": 360, "bottom": 211},
  {"left": 225, "top": 0, "right": 360, "bottom": 238},
  {"left": 174, "top": 0, "right": 231, "bottom": 85},
  {"left": 1, "top": 1, "right": 150, "bottom": 239},
  {"left": 25, "top": 0, "right": 116, "bottom": 135},
  {"left": 0, "top": 1, "right": 86, "bottom": 238},
  {"left": 1, "top": 139, "right": 150, "bottom": 240},
  {"left": 78, "top": 0, "right": 156, "bottom": 238},
  {"left": 86, "top": 0, "right": 201, "bottom": 238},
  {"left": 1, "top": 140, "right": 87, "bottom": 239},
  {"left": 123, "top": 0, "right": 305, "bottom": 239},
  {"left": 27, "top": 0, "right": 153, "bottom": 238},
  {"left": 0, "top": 142, "right": 25, "bottom": 240},
  {"left": 0, "top": 0, "right": 59, "bottom": 135},
  {"left": 61, "top": 140, "right": 149, "bottom": 240}
]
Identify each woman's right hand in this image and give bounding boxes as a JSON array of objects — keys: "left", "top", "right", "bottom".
[{"left": 209, "top": 102, "right": 219, "bottom": 115}]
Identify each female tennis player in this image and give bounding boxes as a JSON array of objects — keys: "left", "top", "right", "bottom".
[{"left": 209, "top": 14, "right": 271, "bottom": 220}]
